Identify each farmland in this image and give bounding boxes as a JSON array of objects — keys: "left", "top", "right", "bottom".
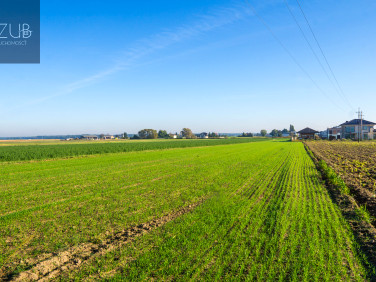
[
  {"left": 0, "top": 138, "right": 266, "bottom": 162},
  {"left": 306, "top": 141, "right": 376, "bottom": 223},
  {"left": 0, "top": 140, "right": 374, "bottom": 280}
]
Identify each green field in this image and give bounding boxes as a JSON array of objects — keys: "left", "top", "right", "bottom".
[
  {"left": 0, "top": 138, "right": 266, "bottom": 162},
  {"left": 0, "top": 140, "right": 373, "bottom": 280}
]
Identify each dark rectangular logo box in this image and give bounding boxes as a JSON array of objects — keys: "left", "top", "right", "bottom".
[{"left": 0, "top": 0, "right": 40, "bottom": 63}]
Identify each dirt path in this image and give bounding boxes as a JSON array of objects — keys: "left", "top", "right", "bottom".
[{"left": 12, "top": 198, "right": 206, "bottom": 281}]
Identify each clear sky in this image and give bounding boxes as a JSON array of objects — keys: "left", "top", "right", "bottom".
[{"left": 1, "top": 0, "right": 376, "bottom": 136}]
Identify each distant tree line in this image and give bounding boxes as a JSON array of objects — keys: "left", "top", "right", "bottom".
[
  {"left": 258, "top": 124, "right": 295, "bottom": 137},
  {"left": 120, "top": 125, "right": 296, "bottom": 140},
  {"left": 239, "top": 132, "right": 254, "bottom": 137},
  {"left": 121, "top": 128, "right": 232, "bottom": 140},
  {"left": 127, "top": 128, "right": 196, "bottom": 140}
]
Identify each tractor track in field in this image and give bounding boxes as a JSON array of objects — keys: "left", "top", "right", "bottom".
[{"left": 10, "top": 198, "right": 207, "bottom": 282}]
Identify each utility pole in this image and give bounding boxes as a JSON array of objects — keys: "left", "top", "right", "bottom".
[
  {"left": 356, "top": 108, "right": 361, "bottom": 142},
  {"left": 361, "top": 110, "right": 364, "bottom": 141},
  {"left": 356, "top": 108, "right": 364, "bottom": 142}
]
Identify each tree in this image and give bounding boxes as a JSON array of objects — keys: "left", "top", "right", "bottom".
[
  {"left": 123, "top": 132, "right": 128, "bottom": 139},
  {"left": 158, "top": 130, "right": 169, "bottom": 139},
  {"left": 131, "top": 134, "right": 140, "bottom": 139},
  {"left": 99, "top": 134, "right": 105, "bottom": 139},
  {"left": 181, "top": 128, "right": 194, "bottom": 139},
  {"left": 289, "top": 124, "right": 295, "bottom": 132},
  {"left": 270, "top": 129, "right": 279, "bottom": 137},
  {"left": 239, "top": 132, "right": 253, "bottom": 137},
  {"left": 260, "top": 129, "right": 267, "bottom": 137},
  {"left": 282, "top": 128, "right": 289, "bottom": 134},
  {"left": 138, "top": 129, "right": 158, "bottom": 139}
]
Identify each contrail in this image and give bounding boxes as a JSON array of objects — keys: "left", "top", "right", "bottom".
[{"left": 4, "top": 2, "right": 252, "bottom": 114}]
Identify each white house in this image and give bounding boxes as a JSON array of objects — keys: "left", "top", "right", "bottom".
[
  {"left": 327, "top": 126, "right": 341, "bottom": 140},
  {"left": 103, "top": 135, "right": 114, "bottom": 140},
  {"left": 199, "top": 132, "right": 209, "bottom": 139}
]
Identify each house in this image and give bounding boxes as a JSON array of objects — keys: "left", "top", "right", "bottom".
[
  {"left": 199, "top": 132, "right": 209, "bottom": 139},
  {"left": 319, "top": 130, "right": 328, "bottom": 139},
  {"left": 297, "top": 127, "right": 319, "bottom": 139},
  {"left": 327, "top": 126, "right": 341, "bottom": 140},
  {"left": 81, "top": 135, "right": 99, "bottom": 140},
  {"left": 340, "top": 119, "right": 376, "bottom": 140},
  {"left": 103, "top": 135, "right": 114, "bottom": 140},
  {"left": 169, "top": 133, "right": 177, "bottom": 139}
]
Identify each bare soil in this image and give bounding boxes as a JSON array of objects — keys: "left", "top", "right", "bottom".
[
  {"left": 305, "top": 142, "right": 376, "bottom": 274},
  {"left": 306, "top": 141, "right": 376, "bottom": 224}
]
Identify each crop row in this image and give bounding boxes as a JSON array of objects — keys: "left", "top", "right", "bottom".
[
  {"left": 0, "top": 141, "right": 371, "bottom": 279},
  {"left": 68, "top": 141, "right": 369, "bottom": 280},
  {"left": 0, "top": 138, "right": 267, "bottom": 162}
]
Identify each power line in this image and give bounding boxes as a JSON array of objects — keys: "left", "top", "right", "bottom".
[
  {"left": 244, "top": 0, "right": 345, "bottom": 111},
  {"left": 283, "top": 0, "right": 353, "bottom": 110},
  {"left": 295, "top": 0, "right": 354, "bottom": 110}
]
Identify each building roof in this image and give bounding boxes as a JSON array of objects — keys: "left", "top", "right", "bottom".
[
  {"left": 340, "top": 119, "right": 376, "bottom": 126},
  {"left": 297, "top": 127, "right": 319, "bottom": 134}
]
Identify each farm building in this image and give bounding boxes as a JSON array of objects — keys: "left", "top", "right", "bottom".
[
  {"left": 297, "top": 128, "right": 319, "bottom": 139},
  {"left": 340, "top": 119, "right": 376, "bottom": 140},
  {"left": 103, "top": 135, "right": 114, "bottom": 140},
  {"left": 81, "top": 135, "right": 99, "bottom": 140}
]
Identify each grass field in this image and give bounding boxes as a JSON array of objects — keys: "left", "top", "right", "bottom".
[{"left": 0, "top": 140, "right": 373, "bottom": 280}]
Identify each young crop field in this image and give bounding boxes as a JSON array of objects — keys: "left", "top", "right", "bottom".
[
  {"left": 0, "top": 138, "right": 267, "bottom": 162},
  {"left": 0, "top": 140, "right": 374, "bottom": 280}
]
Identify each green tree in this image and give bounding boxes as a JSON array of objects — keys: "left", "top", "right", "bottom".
[
  {"left": 123, "top": 132, "right": 128, "bottom": 139},
  {"left": 289, "top": 124, "right": 295, "bottom": 132},
  {"left": 181, "top": 128, "right": 194, "bottom": 139},
  {"left": 138, "top": 129, "right": 158, "bottom": 139},
  {"left": 158, "top": 130, "right": 168, "bottom": 138},
  {"left": 260, "top": 129, "right": 267, "bottom": 137},
  {"left": 270, "top": 129, "right": 279, "bottom": 137},
  {"left": 239, "top": 132, "right": 253, "bottom": 137},
  {"left": 282, "top": 128, "right": 289, "bottom": 134}
]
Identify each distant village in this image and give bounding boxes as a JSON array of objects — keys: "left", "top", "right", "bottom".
[
  {"left": 73, "top": 117, "right": 375, "bottom": 142},
  {"left": 296, "top": 117, "right": 376, "bottom": 141},
  {"left": 1, "top": 118, "right": 373, "bottom": 142}
]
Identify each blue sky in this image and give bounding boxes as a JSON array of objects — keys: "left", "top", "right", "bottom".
[{"left": 1, "top": 0, "right": 376, "bottom": 136}]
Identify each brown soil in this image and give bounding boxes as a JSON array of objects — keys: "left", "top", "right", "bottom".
[
  {"left": 306, "top": 141, "right": 376, "bottom": 225},
  {"left": 305, "top": 142, "right": 376, "bottom": 274},
  {"left": 11, "top": 198, "right": 206, "bottom": 282}
]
